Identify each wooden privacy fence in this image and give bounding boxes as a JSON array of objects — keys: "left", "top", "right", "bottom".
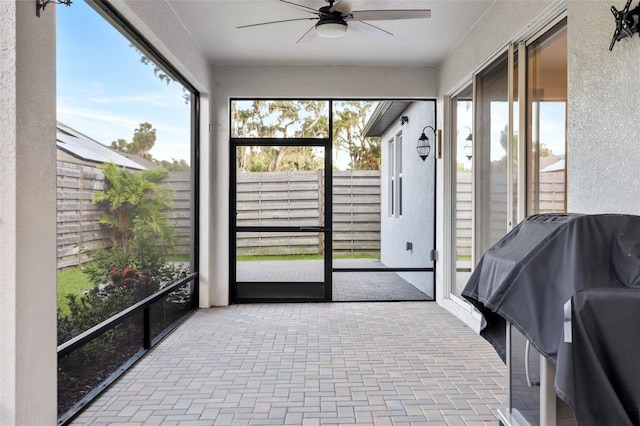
[
  {"left": 57, "top": 163, "right": 563, "bottom": 268},
  {"left": 56, "top": 161, "right": 191, "bottom": 270},
  {"left": 455, "top": 170, "right": 565, "bottom": 258},
  {"left": 235, "top": 170, "right": 381, "bottom": 256},
  {"left": 57, "top": 162, "right": 113, "bottom": 269}
]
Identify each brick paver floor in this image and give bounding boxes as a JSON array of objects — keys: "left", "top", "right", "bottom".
[
  {"left": 72, "top": 302, "right": 505, "bottom": 425},
  {"left": 237, "top": 259, "right": 433, "bottom": 302}
]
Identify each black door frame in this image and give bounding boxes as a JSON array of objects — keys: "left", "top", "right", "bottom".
[
  {"left": 230, "top": 99, "right": 333, "bottom": 303},
  {"left": 230, "top": 99, "right": 437, "bottom": 303}
]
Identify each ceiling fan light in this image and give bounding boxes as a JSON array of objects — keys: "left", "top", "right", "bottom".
[{"left": 316, "top": 21, "right": 347, "bottom": 38}]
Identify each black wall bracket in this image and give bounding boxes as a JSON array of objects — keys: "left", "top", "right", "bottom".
[
  {"left": 36, "top": 0, "right": 72, "bottom": 17},
  {"left": 610, "top": 0, "right": 640, "bottom": 50}
]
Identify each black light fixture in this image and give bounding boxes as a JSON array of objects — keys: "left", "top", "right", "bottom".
[
  {"left": 461, "top": 126, "right": 473, "bottom": 161},
  {"left": 610, "top": 0, "right": 640, "bottom": 50},
  {"left": 36, "top": 0, "right": 72, "bottom": 17},
  {"left": 417, "top": 125, "right": 436, "bottom": 161}
]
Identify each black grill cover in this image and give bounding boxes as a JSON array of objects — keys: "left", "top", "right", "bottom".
[
  {"left": 462, "top": 213, "right": 640, "bottom": 363},
  {"left": 556, "top": 288, "right": 640, "bottom": 426}
]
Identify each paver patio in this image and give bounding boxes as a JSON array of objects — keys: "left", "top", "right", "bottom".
[
  {"left": 237, "top": 259, "right": 433, "bottom": 302},
  {"left": 72, "top": 302, "right": 505, "bottom": 425}
]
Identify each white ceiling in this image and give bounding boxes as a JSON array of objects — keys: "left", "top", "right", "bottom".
[{"left": 166, "top": 0, "right": 494, "bottom": 66}]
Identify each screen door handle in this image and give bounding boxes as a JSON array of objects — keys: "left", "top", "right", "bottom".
[
  {"left": 525, "top": 340, "right": 540, "bottom": 387},
  {"left": 299, "top": 227, "right": 324, "bottom": 232}
]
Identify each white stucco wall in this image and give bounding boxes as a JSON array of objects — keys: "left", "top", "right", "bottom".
[
  {"left": 379, "top": 101, "right": 436, "bottom": 297},
  {"left": 210, "top": 65, "right": 439, "bottom": 305},
  {"left": 115, "top": 0, "right": 210, "bottom": 93},
  {"left": 439, "top": 1, "right": 554, "bottom": 98},
  {"left": 436, "top": 0, "right": 640, "bottom": 327},
  {"left": 567, "top": 1, "right": 640, "bottom": 214},
  {"left": 0, "top": 2, "right": 57, "bottom": 424}
]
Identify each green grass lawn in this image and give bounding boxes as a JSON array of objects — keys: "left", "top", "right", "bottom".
[
  {"left": 57, "top": 253, "right": 377, "bottom": 313},
  {"left": 56, "top": 255, "right": 192, "bottom": 316},
  {"left": 167, "top": 254, "right": 190, "bottom": 262},
  {"left": 57, "top": 267, "right": 93, "bottom": 317}
]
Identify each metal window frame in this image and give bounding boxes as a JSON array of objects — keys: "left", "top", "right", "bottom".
[{"left": 57, "top": 2, "right": 201, "bottom": 423}]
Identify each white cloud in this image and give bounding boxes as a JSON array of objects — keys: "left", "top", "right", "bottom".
[{"left": 88, "top": 93, "right": 178, "bottom": 107}]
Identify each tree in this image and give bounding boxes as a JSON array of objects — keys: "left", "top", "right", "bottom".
[
  {"left": 110, "top": 122, "right": 156, "bottom": 159},
  {"left": 231, "top": 100, "right": 383, "bottom": 172},
  {"left": 92, "top": 163, "right": 173, "bottom": 253},
  {"left": 109, "top": 123, "right": 190, "bottom": 171},
  {"left": 333, "top": 101, "right": 380, "bottom": 170},
  {"left": 154, "top": 158, "right": 190, "bottom": 172},
  {"left": 110, "top": 138, "right": 128, "bottom": 152},
  {"left": 131, "top": 122, "right": 157, "bottom": 158},
  {"left": 232, "top": 100, "right": 326, "bottom": 172},
  {"left": 539, "top": 142, "right": 554, "bottom": 157},
  {"left": 131, "top": 44, "right": 191, "bottom": 104}
]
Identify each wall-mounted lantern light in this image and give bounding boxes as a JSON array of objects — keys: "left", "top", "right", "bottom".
[
  {"left": 461, "top": 126, "right": 473, "bottom": 161},
  {"left": 417, "top": 125, "right": 436, "bottom": 161}
]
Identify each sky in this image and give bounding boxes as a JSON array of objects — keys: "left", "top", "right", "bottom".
[
  {"left": 456, "top": 101, "right": 566, "bottom": 167},
  {"left": 56, "top": 0, "right": 191, "bottom": 163},
  {"left": 57, "top": 1, "right": 565, "bottom": 169}
]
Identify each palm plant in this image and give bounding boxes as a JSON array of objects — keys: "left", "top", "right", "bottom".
[{"left": 92, "top": 162, "right": 173, "bottom": 253}]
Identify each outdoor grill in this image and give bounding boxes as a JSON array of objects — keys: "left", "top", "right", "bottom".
[{"left": 463, "top": 213, "right": 640, "bottom": 425}]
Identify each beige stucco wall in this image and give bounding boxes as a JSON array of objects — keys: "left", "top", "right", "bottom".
[
  {"left": 567, "top": 1, "right": 640, "bottom": 214},
  {"left": 0, "top": 2, "right": 58, "bottom": 424}
]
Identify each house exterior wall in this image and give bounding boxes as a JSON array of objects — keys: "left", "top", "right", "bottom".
[
  {"left": 0, "top": 2, "right": 57, "bottom": 424},
  {"left": 437, "top": 0, "right": 640, "bottom": 327},
  {"left": 210, "top": 65, "right": 439, "bottom": 305},
  {"left": 438, "top": 1, "right": 554, "bottom": 98},
  {"left": 566, "top": 1, "right": 640, "bottom": 214},
  {"left": 379, "top": 102, "right": 436, "bottom": 297}
]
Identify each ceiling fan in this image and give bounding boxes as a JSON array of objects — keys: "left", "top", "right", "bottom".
[{"left": 237, "top": 0, "right": 431, "bottom": 43}]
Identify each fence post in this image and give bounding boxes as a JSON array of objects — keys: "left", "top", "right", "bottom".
[{"left": 143, "top": 306, "right": 151, "bottom": 349}]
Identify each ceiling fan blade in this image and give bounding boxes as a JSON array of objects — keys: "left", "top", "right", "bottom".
[
  {"left": 348, "top": 20, "right": 393, "bottom": 38},
  {"left": 329, "top": 0, "right": 347, "bottom": 13},
  {"left": 237, "top": 17, "right": 317, "bottom": 29},
  {"left": 347, "top": 9, "right": 431, "bottom": 22},
  {"left": 296, "top": 24, "right": 318, "bottom": 44},
  {"left": 279, "top": 0, "right": 324, "bottom": 16}
]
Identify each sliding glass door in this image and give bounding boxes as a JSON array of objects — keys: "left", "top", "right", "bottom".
[
  {"left": 526, "top": 20, "right": 567, "bottom": 215},
  {"left": 450, "top": 86, "right": 474, "bottom": 299},
  {"left": 447, "top": 18, "right": 567, "bottom": 302}
]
